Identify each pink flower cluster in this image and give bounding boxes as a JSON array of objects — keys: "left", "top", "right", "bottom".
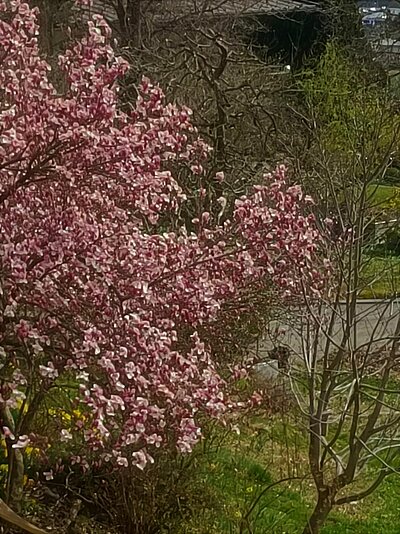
[{"left": 0, "top": 1, "right": 324, "bottom": 469}]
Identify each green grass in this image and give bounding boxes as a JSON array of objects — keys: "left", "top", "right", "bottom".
[
  {"left": 359, "top": 255, "right": 400, "bottom": 298},
  {"left": 352, "top": 183, "right": 400, "bottom": 298},
  {"left": 367, "top": 184, "right": 399, "bottom": 209},
  {"left": 177, "top": 436, "right": 310, "bottom": 534},
  {"left": 177, "top": 418, "right": 400, "bottom": 533}
]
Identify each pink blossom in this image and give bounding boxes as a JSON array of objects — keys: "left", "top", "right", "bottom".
[
  {"left": 60, "top": 429, "right": 73, "bottom": 442},
  {"left": 116, "top": 456, "right": 129, "bottom": 468},
  {"left": 12, "top": 435, "right": 30, "bottom": 449},
  {"left": 2, "top": 427, "right": 15, "bottom": 440},
  {"left": 39, "top": 363, "right": 58, "bottom": 380},
  {"left": 132, "top": 450, "right": 148, "bottom": 470},
  {"left": 43, "top": 470, "right": 54, "bottom": 481},
  {"left": 0, "top": 0, "right": 327, "bottom": 471}
]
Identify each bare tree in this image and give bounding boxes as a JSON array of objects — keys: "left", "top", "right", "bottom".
[
  {"left": 294, "top": 188, "right": 400, "bottom": 533},
  {"left": 279, "top": 48, "right": 400, "bottom": 533}
]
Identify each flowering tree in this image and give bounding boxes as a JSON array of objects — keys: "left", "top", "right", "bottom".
[{"left": 0, "top": 0, "right": 323, "bottom": 508}]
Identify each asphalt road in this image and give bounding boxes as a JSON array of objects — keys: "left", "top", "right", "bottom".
[{"left": 253, "top": 299, "right": 400, "bottom": 361}]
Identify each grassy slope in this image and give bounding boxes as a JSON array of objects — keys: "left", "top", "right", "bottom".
[
  {"left": 360, "top": 256, "right": 400, "bottom": 299},
  {"left": 357, "top": 185, "right": 400, "bottom": 298},
  {"left": 367, "top": 184, "right": 399, "bottom": 209},
  {"left": 178, "top": 417, "right": 400, "bottom": 534}
]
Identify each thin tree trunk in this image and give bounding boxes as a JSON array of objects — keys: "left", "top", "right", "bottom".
[
  {"left": 1, "top": 405, "right": 25, "bottom": 510},
  {"left": 302, "top": 489, "right": 335, "bottom": 534},
  {"left": 127, "top": 0, "right": 142, "bottom": 48},
  {"left": 8, "top": 447, "right": 25, "bottom": 509}
]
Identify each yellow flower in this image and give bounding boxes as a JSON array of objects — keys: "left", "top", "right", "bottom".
[
  {"left": 73, "top": 409, "right": 86, "bottom": 422},
  {"left": 49, "top": 408, "right": 73, "bottom": 425},
  {"left": 25, "top": 446, "right": 40, "bottom": 457},
  {"left": 0, "top": 442, "right": 8, "bottom": 458}
]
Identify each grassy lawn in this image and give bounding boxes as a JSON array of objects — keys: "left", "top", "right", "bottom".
[
  {"left": 177, "top": 416, "right": 400, "bottom": 533},
  {"left": 347, "top": 184, "right": 400, "bottom": 299},
  {"left": 367, "top": 184, "right": 399, "bottom": 209},
  {"left": 359, "top": 255, "right": 400, "bottom": 298}
]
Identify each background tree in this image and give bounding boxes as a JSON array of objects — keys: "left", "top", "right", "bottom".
[
  {"left": 280, "top": 42, "right": 400, "bottom": 534},
  {"left": 0, "top": 0, "right": 324, "bottom": 525}
]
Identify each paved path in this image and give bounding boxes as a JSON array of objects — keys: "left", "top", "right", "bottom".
[{"left": 253, "top": 299, "right": 400, "bottom": 361}]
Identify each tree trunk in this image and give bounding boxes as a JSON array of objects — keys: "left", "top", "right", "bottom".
[
  {"left": 302, "top": 489, "right": 335, "bottom": 534},
  {"left": 1, "top": 404, "right": 25, "bottom": 510},
  {"left": 8, "top": 447, "right": 25, "bottom": 510}
]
